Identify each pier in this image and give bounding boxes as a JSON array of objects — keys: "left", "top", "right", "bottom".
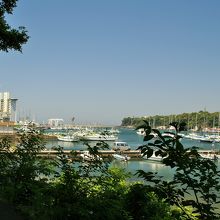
[
  {"left": 37, "top": 149, "right": 142, "bottom": 159},
  {"left": 38, "top": 149, "right": 220, "bottom": 160}
]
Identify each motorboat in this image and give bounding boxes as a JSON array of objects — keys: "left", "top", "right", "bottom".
[
  {"left": 81, "top": 133, "right": 118, "bottom": 141},
  {"left": 142, "top": 151, "right": 166, "bottom": 162},
  {"left": 199, "top": 136, "right": 215, "bottom": 143},
  {"left": 57, "top": 135, "right": 78, "bottom": 142},
  {"left": 112, "top": 153, "right": 130, "bottom": 161}
]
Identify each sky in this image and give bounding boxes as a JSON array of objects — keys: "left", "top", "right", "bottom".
[{"left": 1, "top": 0, "right": 220, "bottom": 125}]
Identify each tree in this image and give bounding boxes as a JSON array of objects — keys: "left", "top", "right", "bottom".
[
  {"left": 0, "top": 130, "right": 53, "bottom": 206},
  {"left": 0, "top": 0, "right": 29, "bottom": 52},
  {"left": 136, "top": 121, "right": 220, "bottom": 219},
  {"left": 0, "top": 132, "right": 178, "bottom": 219}
]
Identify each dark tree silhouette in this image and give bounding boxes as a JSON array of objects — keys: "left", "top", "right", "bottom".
[{"left": 0, "top": 0, "right": 29, "bottom": 52}]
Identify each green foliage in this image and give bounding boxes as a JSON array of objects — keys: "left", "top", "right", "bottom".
[
  {"left": 1, "top": 129, "right": 211, "bottom": 219},
  {"left": 126, "top": 183, "right": 178, "bottom": 220},
  {"left": 137, "top": 121, "right": 220, "bottom": 219},
  {"left": 35, "top": 143, "right": 132, "bottom": 220},
  {"left": 0, "top": 130, "right": 54, "bottom": 217},
  {"left": 0, "top": 0, "right": 29, "bottom": 52},
  {"left": 122, "top": 111, "right": 220, "bottom": 131}
]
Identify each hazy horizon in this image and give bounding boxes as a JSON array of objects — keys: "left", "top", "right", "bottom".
[{"left": 1, "top": 0, "right": 220, "bottom": 125}]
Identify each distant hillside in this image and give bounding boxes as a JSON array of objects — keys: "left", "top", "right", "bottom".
[{"left": 121, "top": 111, "right": 220, "bottom": 131}]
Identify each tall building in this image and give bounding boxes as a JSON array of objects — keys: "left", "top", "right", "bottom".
[{"left": 0, "top": 92, "right": 18, "bottom": 122}]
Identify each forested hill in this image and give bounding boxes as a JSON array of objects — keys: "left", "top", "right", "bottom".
[{"left": 121, "top": 111, "right": 220, "bottom": 131}]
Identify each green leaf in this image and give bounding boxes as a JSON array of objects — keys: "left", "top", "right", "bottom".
[
  {"left": 135, "top": 121, "right": 149, "bottom": 130},
  {"left": 154, "top": 139, "right": 162, "bottom": 145},
  {"left": 169, "top": 122, "right": 178, "bottom": 130},
  {"left": 146, "top": 148, "right": 154, "bottom": 158},
  {"left": 143, "top": 134, "right": 155, "bottom": 142},
  {"left": 145, "top": 127, "right": 152, "bottom": 136}
]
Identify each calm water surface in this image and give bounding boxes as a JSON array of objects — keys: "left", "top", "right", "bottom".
[{"left": 45, "top": 128, "right": 220, "bottom": 176}]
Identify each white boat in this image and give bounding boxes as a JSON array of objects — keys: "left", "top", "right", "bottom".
[
  {"left": 57, "top": 135, "right": 78, "bottom": 142},
  {"left": 109, "top": 128, "right": 120, "bottom": 134},
  {"left": 199, "top": 153, "right": 218, "bottom": 160},
  {"left": 79, "top": 151, "right": 102, "bottom": 161},
  {"left": 183, "top": 133, "right": 204, "bottom": 140},
  {"left": 137, "top": 129, "right": 145, "bottom": 135},
  {"left": 198, "top": 150, "right": 219, "bottom": 161},
  {"left": 137, "top": 129, "right": 158, "bottom": 138},
  {"left": 112, "top": 141, "right": 131, "bottom": 151},
  {"left": 82, "top": 133, "right": 117, "bottom": 141},
  {"left": 142, "top": 151, "right": 165, "bottom": 162},
  {"left": 112, "top": 153, "right": 130, "bottom": 161},
  {"left": 199, "top": 136, "right": 215, "bottom": 143}
]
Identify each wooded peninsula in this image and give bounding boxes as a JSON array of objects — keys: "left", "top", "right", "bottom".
[{"left": 121, "top": 111, "right": 220, "bottom": 131}]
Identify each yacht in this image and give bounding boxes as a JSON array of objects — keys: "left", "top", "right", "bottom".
[
  {"left": 57, "top": 135, "right": 78, "bottom": 142},
  {"left": 81, "top": 133, "right": 117, "bottom": 141}
]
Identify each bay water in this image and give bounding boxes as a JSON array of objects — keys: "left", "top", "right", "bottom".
[{"left": 45, "top": 128, "right": 220, "bottom": 177}]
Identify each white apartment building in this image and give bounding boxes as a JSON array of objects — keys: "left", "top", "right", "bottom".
[
  {"left": 48, "top": 118, "right": 64, "bottom": 128},
  {"left": 0, "top": 92, "right": 18, "bottom": 122}
]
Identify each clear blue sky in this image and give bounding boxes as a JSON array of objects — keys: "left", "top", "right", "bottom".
[{"left": 1, "top": 0, "right": 220, "bottom": 125}]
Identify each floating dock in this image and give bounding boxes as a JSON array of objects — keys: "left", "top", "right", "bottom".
[{"left": 37, "top": 149, "right": 142, "bottom": 159}]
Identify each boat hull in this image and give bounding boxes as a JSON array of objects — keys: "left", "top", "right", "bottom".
[{"left": 112, "top": 154, "right": 130, "bottom": 161}]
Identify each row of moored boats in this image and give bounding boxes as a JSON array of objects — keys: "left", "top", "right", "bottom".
[{"left": 56, "top": 128, "right": 120, "bottom": 142}]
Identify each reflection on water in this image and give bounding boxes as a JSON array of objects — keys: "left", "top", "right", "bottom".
[
  {"left": 138, "top": 160, "right": 164, "bottom": 171},
  {"left": 110, "top": 159, "right": 175, "bottom": 181}
]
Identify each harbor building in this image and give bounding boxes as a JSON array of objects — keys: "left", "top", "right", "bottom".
[
  {"left": 0, "top": 92, "right": 18, "bottom": 122},
  {"left": 48, "top": 118, "right": 64, "bottom": 128}
]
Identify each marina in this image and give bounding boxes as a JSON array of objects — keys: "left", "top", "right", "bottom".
[{"left": 42, "top": 128, "right": 220, "bottom": 164}]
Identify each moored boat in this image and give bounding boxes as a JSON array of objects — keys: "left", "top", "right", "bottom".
[
  {"left": 112, "top": 153, "right": 130, "bottom": 161},
  {"left": 81, "top": 133, "right": 117, "bottom": 141},
  {"left": 198, "top": 149, "right": 219, "bottom": 161},
  {"left": 79, "top": 151, "right": 102, "bottom": 161},
  {"left": 57, "top": 135, "right": 78, "bottom": 142},
  {"left": 142, "top": 151, "right": 164, "bottom": 162}
]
